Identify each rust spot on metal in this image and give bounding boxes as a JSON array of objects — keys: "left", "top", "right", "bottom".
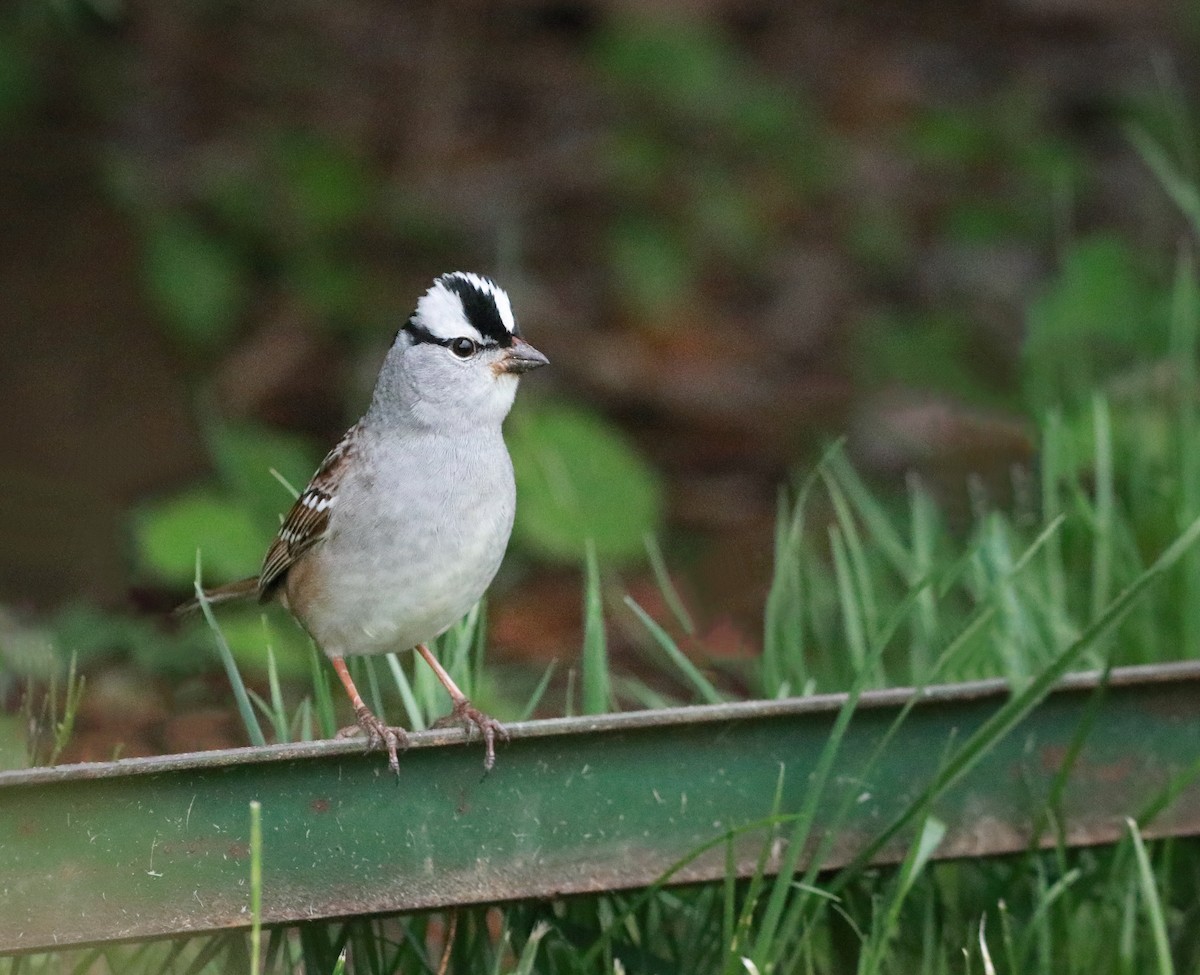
[
  {"left": 17, "top": 820, "right": 39, "bottom": 837},
  {"left": 1040, "top": 744, "right": 1069, "bottom": 773},
  {"left": 1038, "top": 745, "right": 1134, "bottom": 784},
  {"left": 160, "top": 838, "right": 236, "bottom": 857},
  {"left": 227, "top": 843, "right": 249, "bottom": 859},
  {"left": 311, "top": 798, "right": 331, "bottom": 813},
  {"left": 1088, "top": 757, "right": 1134, "bottom": 784}
]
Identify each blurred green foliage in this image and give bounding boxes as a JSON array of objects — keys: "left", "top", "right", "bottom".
[
  {"left": 509, "top": 401, "right": 664, "bottom": 564},
  {"left": 133, "top": 422, "right": 320, "bottom": 587},
  {"left": 143, "top": 219, "right": 251, "bottom": 348},
  {"left": 133, "top": 132, "right": 391, "bottom": 342},
  {"left": 273, "top": 133, "right": 374, "bottom": 238},
  {"left": 1024, "top": 234, "right": 1172, "bottom": 410},
  {"left": 593, "top": 16, "right": 829, "bottom": 323},
  {"left": 904, "top": 93, "right": 1084, "bottom": 243},
  {"left": 136, "top": 488, "right": 266, "bottom": 585},
  {"left": 858, "top": 310, "right": 1008, "bottom": 408},
  {"left": 853, "top": 85, "right": 1194, "bottom": 414},
  {"left": 0, "top": 23, "right": 40, "bottom": 129}
]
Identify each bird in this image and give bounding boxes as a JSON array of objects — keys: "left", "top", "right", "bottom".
[{"left": 180, "top": 272, "right": 549, "bottom": 774}]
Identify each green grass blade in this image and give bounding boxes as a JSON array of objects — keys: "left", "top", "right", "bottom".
[
  {"left": 825, "top": 448, "right": 912, "bottom": 577},
  {"left": 1130, "top": 125, "right": 1200, "bottom": 238},
  {"left": 308, "top": 642, "right": 338, "bottom": 739},
  {"left": 194, "top": 559, "right": 266, "bottom": 748},
  {"left": 581, "top": 541, "right": 612, "bottom": 715},
  {"left": 361, "top": 657, "right": 386, "bottom": 722},
  {"left": 624, "top": 594, "right": 723, "bottom": 704},
  {"left": 511, "top": 922, "right": 550, "bottom": 975},
  {"left": 1127, "top": 818, "right": 1175, "bottom": 975},
  {"left": 829, "top": 526, "right": 870, "bottom": 680},
  {"left": 762, "top": 441, "right": 846, "bottom": 698},
  {"left": 516, "top": 660, "right": 558, "bottom": 722},
  {"left": 385, "top": 653, "right": 427, "bottom": 732},
  {"left": 822, "top": 469, "right": 881, "bottom": 654},
  {"left": 908, "top": 475, "right": 941, "bottom": 681},
  {"left": 1090, "top": 395, "right": 1115, "bottom": 623},
  {"left": 860, "top": 816, "right": 946, "bottom": 975},
  {"left": 644, "top": 533, "right": 695, "bottom": 636},
  {"left": 1171, "top": 246, "right": 1200, "bottom": 660},
  {"left": 264, "top": 643, "right": 289, "bottom": 744},
  {"left": 249, "top": 801, "right": 263, "bottom": 975}
]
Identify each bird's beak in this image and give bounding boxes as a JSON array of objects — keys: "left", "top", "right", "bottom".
[{"left": 500, "top": 337, "right": 550, "bottom": 374}]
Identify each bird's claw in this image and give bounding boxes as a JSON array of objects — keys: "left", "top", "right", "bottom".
[
  {"left": 337, "top": 707, "right": 408, "bottom": 776},
  {"left": 432, "top": 700, "right": 508, "bottom": 771}
]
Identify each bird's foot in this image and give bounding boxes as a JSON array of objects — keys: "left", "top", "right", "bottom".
[
  {"left": 432, "top": 699, "right": 508, "bottom": 771},
  {"left": 336, "top": 706, "right": 409, "bottom": 776}
]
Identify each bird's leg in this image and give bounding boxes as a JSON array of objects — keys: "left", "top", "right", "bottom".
[
  {"left": 331, "top": 656, "right": 407, "bottom": 775},
  {"left": 418, "top": 643, "right": 507, "bottom": 771}
]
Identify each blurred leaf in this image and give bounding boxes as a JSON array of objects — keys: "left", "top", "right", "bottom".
[
  {"left": 906, "top": 107, "right": 997, "bottom": 169},
  {"left": 688, "top": 169, "right": 768, "bottom": 264},
  {"left": 283, "top": 252, "right": 370, "bottom": 328},
  {"left": 0, "top": 27, "right": 40, "bottom": 129},
  {"left": 207, "top": 421, "right": 320, "bottom": 521},
  {"left": 1031, "top": 237, "right": 1161, "bottom": 342},
  {"left": 51, "top": 604, "right": 151, "bottom": 667},
  {"left": 51, "top": 603, "right": 215, "bottom": 675},
  {"left": 730, "top": 82, "right": 802, "bottom": 151},
  {"left": 275, "top": 134, "right": 372, "bottom": 238},
  {"left": 729, "top": 82, "right": 828, "bottom": 191},
  {"left": 143, "top": 219, "right": 249, "bottom": 346},
  {"left": 607, "top": 214, "right": 692, "bottom": 321},
  {"left": 1024, "top": 235, "right": 1170, "bottom": 408},
  {"left": 509, "top": 402, "right": 664, "bottom": 563},
  {"left": 595, "top": 17, "right": 823, "bottom": 188},
  {"left": 210, "top": 609, "right": 312, "bottom": 679},
  {"left": 594, "top": 18, "right": 735, "bottom": 122},
  {"left": 201, "top": 162, "right": 276, "bottom": 243},
  {"left": 1013, "top": 134, "right": 1083, "bottom": 196},
  {"left": 859, "top": 311, "right": 1004, "bottom": 405},
  {"left": 134, "top": 488, "right": 271, "bottom": 586},
  {"left": 847, "top": 204, "right": 914, "bottom": 276},
  {"left": 941, "top": 199, "right": 1041, "bottom": 244},
  {"left": 606, "top": 128, "right": 674, "bottom": 197}
]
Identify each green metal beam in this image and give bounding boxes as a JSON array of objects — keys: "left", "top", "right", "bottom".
[{"left": 3, "top": 662, "right": 1200, "bottom": 954}]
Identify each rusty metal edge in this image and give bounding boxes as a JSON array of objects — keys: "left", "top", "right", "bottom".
[{"left": 3, "top": 660, "right": 1197, "bottom": 787}]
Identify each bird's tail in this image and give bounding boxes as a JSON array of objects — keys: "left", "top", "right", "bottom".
[{"left": 173, "top": 577, "right": 260, "bottom": 617}]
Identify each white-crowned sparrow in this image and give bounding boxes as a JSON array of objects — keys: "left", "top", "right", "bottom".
[{"left": 183, "top": 272, "right": 548, "bottom": 773}]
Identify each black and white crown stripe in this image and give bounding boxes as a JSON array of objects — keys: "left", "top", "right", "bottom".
[{"left": 403, "top": 272, "right": 519, "bottom": 349}]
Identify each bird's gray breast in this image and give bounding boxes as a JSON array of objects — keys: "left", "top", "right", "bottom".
[{"left": 311, "top": 429, "right": 515, "bottom": 655}]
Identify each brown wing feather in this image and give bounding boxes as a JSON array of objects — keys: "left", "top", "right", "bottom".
[{"left": 256, "top": 425, "right": 358, "bottom": 601}]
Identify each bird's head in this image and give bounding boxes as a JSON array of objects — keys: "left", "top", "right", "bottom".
[{"left": 372, "top": 272, "right": 549, "bottom": 428}]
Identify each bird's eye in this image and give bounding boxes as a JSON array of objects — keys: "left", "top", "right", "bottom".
[{"left": 451, "top": 337, "right": 476, "bottom": 358}]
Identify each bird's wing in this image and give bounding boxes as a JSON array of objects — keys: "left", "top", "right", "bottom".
[{"left": 257, "top": 424, "right": 359, "bottom": 601}]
